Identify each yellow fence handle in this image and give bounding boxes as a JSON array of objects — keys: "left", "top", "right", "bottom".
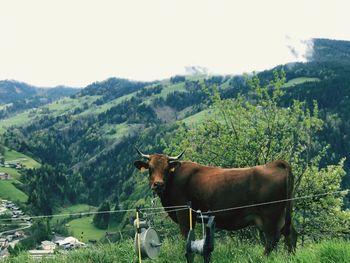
[
  {"left": 136, "top": 209, "right": 142, "bottom": 263},
  {"left": 189, "top": 202, "right": 192, "bottom": 231}
]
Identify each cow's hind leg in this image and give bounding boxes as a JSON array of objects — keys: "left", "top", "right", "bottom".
[
  {"left": 264, "top": 231, "right": 280, "bottom": 255},
  {"left": 262, "top": 220, "right": 281, "bottom": 255},
  {"left": 282, "top": 223, "right": 297, "bottom": 253}
]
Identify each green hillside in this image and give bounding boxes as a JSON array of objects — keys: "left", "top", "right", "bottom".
[
  {"left": 0, "top": 147, "right": 39, "bottom": 202},
  {"left": 0, "top": 180, "right": 27, "bottom": 203},
  {"left": 4, "top": 147, "right": 40, "bottom": 169}
]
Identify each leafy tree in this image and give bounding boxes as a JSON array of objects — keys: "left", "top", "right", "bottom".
[{"left": 93, "top": 201, "right": 111, "bottom": 229}]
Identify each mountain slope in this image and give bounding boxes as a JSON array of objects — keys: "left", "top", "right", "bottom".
[
  {"left": 0, "top": 80, "right": 80, "bottom": 119},
  {"left": 0, "top": 80, "right": 37, "bottom": 103}
]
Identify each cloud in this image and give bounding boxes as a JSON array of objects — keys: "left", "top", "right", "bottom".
[{"left": 286, "top": 37, "right": 314, "bottom": 62}]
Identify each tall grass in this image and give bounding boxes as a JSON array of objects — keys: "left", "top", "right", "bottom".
[{"left": 5, "top": 237, "right": 350, "bottom": 263}]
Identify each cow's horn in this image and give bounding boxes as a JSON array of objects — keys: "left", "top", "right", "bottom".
[
  {"left": 135, "top": 147, "right": 150, "bottom": 159},
  {"left": 169, "top": 150, "right": 185, "bottom": 161}
]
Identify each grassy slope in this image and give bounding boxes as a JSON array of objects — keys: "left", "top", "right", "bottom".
[
  {"left": 0, "top": 180, "right": 27, "bottom": 202},
  {"left": 4, "top": 147, "right": 40, "bottom": 169},
  {"left": 0, "top": 167, "right": 21, "bottom": 180},
  {"left": 5, "top": 238, "right": 350, "bottom": 263},
  {"left": 0, "top": 96, "right": 99, "bottom": 135},
  {"left": 50, "top": 204, "right": 116, "bottom": 242},
  {"left": 181, "top": 109, "right": 215, "bottom": 126},
  {"left": 0, "top": 148, "right": 40, "bottom": 202},
  {"left": 50, "top": 204, "right": 96, "bottom": 224},
  {"left": 283, "top": 77, "right": 320, "bottom": 88},
  {"left": 68, "top": 216, "right": 119, "bottom": 242}
]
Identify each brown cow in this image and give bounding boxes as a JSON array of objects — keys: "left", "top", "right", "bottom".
[{"left": 134, "top": 149, "right": 297, "bottom": 255}]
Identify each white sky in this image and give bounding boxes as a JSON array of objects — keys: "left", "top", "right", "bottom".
[{"left": 0, "top": 0, "right": 349, "bottom": 87}]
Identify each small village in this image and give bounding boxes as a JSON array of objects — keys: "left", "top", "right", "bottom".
[{"left": 0, "top": 199, "right": 86, "bottom": 260}]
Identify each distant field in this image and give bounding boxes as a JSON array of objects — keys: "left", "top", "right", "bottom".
[
  {"left": 284, "top": 77, "right": 320, "bottom": 88},
  {"left": 0, "top": 148, "right": 39, "bottom": 202},
  {"left": 181, "top": 109, "right": 213, "bottom": 126},
  {"left": 68, "top": 215, "right": 118, "bottom": 242},
  {"left": 0, "top": 167, "right": 21, "bottom": 180},
  {"left": 0, "top": 112, "right": 32, "bottom": 133},
  {"left": 48, "top": 96, "right": 100, "bottom": 116},
  {"left": 0, "top": 96, "right": 99, "bottom": 134},
  {"left": 0, "top": 180, "right": 28, "bottom": 203},
  {"left": 4, "top": 147, "right": 40, "bottom": 169},
  {"left": 51, "top": 204, "right": 96, "bottom": 224},
  {"left": 142, "top": 82, "right": 188, "bottom": 105}
]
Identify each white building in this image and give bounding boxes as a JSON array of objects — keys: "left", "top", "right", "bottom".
[
  {"left": 55, "top": 236, "right": 85, "bottom": 249},
  {"left": 41, "top": 240, "right": 56, "bottom": 251}
]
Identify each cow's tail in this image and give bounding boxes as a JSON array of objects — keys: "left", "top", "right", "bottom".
[{"left": 284, "top": 163, "right": 294, "bottom": 236}]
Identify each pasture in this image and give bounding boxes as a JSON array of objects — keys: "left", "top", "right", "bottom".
[
  {"left": 0, "top": 180, "right": 28, "bottom": 203},
  {"left": 67, "top": 215, "right": 118, "bottom": 242},
  {"left": 4, "top": 147, "right": 40, "bottom": 169},
  {"left": 283, "top": 77, "right": 320, "bottom": 88}
]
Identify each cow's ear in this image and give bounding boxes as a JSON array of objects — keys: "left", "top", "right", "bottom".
[
  {"left": 134, "top": 160, "right": 149, "bottom": 172},
  {"left": 169, "top": 161, "right": 181, "bottom": 173}
]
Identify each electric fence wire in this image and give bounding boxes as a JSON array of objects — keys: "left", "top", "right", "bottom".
[
  {"left": 0, "top": 205, "right": 189, "bottom": 222},
  {"left": 196, "top": 189, "right": 350, "bottom": 215},
  {"left": 0, "top": 189, "right": 348, "bottom": 222}
]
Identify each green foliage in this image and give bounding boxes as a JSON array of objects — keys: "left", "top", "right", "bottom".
[
  {"left": 21, "top": 165, "right": 84, "bottom": 214},
  {"left": 93, "top": 201, "right": 111, "bottom": 229},
  {"left": 296, "top": 160, "right": 350, "bottom": 243}
]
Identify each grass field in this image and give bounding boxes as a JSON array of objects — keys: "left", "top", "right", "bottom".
[
  {"left": 68, "top": 216, "right": 118, "bottom": 242},
  {"left": 5, "top": 238, "right": 350, "bottom": 262},
  {"left": 283, "top": 77, "right": 320, "bottom": 88},
  {"left": 0, "top": 180, "right": 28, "bottom": 203},
  {"left": 181, "top": 109, "right": 214, "bottom": 126},
  {"left": 50, "top": 204, "right": 96, "bottom": 225},
  {"left": 0, "top": 167, "right": 21, "bottom": 180},
  {"left": 0, "top": 148, "right": 39, "bottom": 202},
  {"left": 4, "top": 147, "right": 40, "bottom": 169},
  {"left": 0, "top": 96, "right": 99, "bottom": 135},
  {"left": 0, "top": 112, "right": 32, "bottom": 134}
]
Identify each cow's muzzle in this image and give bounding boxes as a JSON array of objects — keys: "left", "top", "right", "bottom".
[{"left": 152, "top": 182, "right": 165, "bottom": 194}]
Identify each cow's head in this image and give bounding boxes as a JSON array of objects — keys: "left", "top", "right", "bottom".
[{"left": 134, "top": 148, "right": 184, "bottom": 195}]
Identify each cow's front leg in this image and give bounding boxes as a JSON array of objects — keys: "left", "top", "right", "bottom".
[{"left": 176, "top": 209, "right": 196, "bottom": 237}]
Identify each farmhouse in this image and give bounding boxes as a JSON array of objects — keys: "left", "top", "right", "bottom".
[
  {"left": 0, "top": 172, "right": 11, "bottom": 180},
  {"left": 55, "top": 236, "right": 85, "bottom": 249},
  {"left": 41, "top": 240, "right": 56, "bottom": 251}
]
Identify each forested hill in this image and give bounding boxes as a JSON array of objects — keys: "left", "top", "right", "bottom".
[
  {"left": 309, "top": 38, "right": 350, "bottom": 63},
  {"left": 1, "top": 38, "right": 350, "bottom": 214},
  {"left": 0, "top": 80, "right": 80, "bottom": 118}
]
